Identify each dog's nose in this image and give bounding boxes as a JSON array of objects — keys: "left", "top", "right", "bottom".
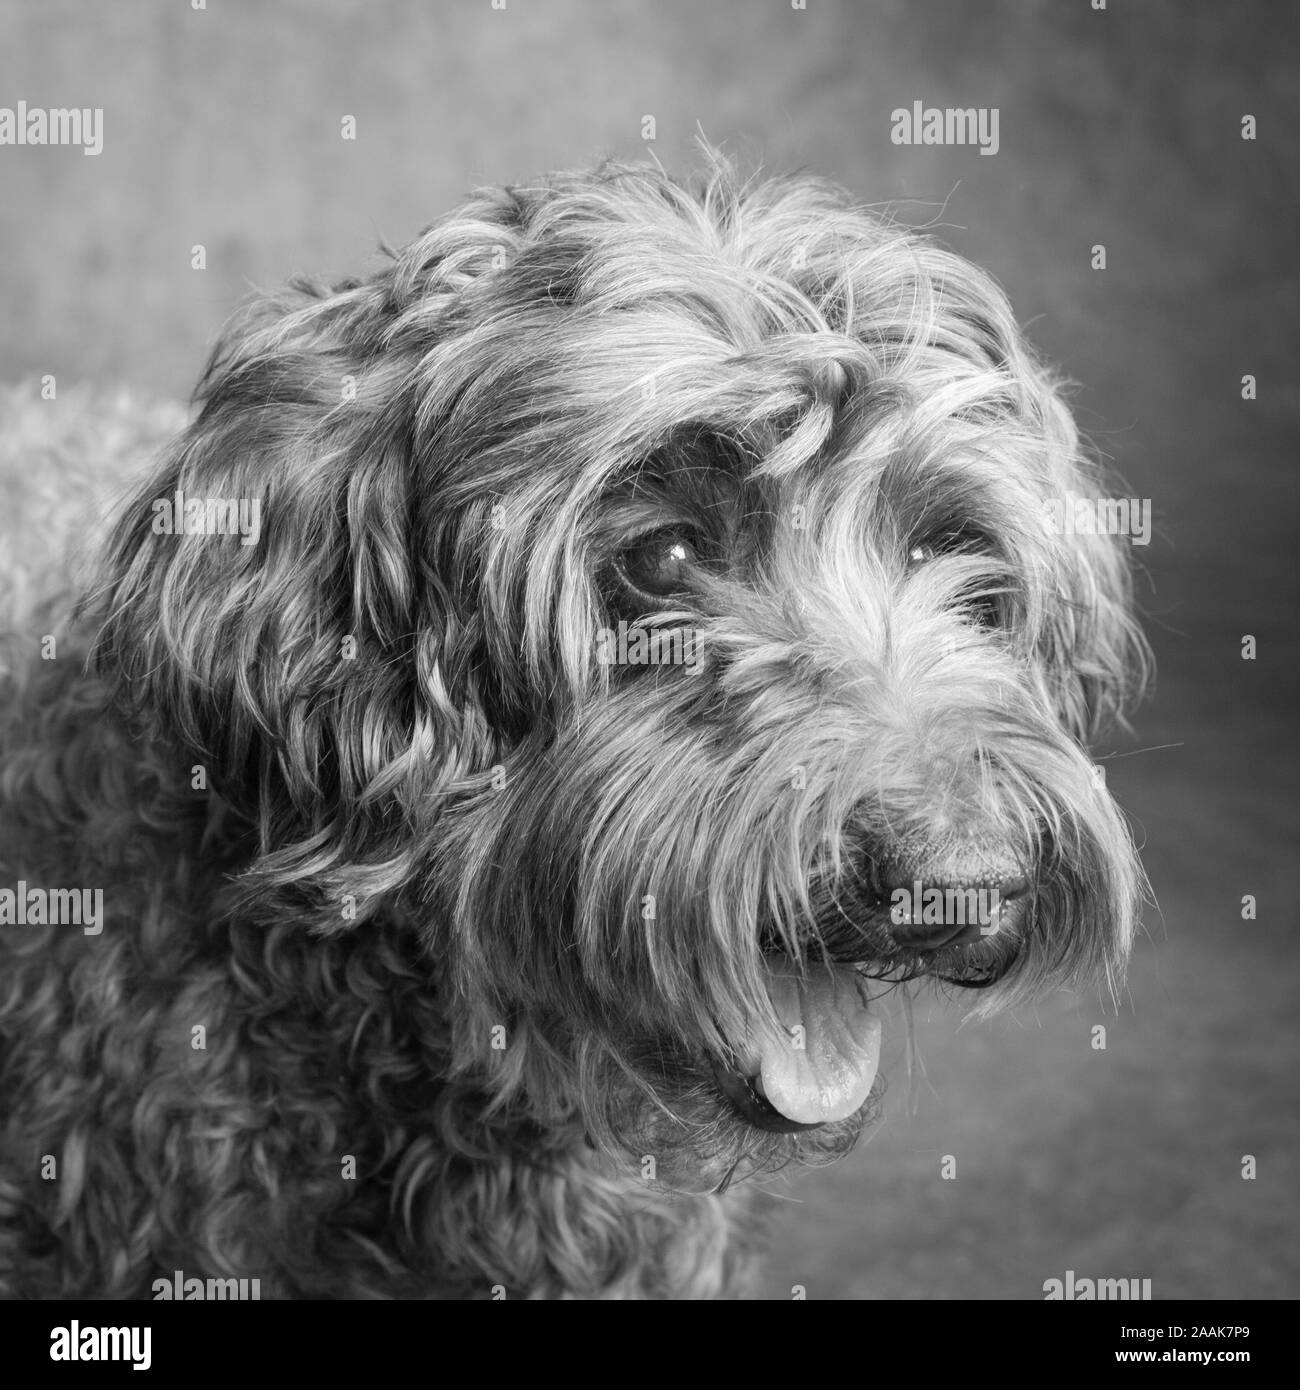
[{"left": 879, "top": 855, "right": 1029, "bottom": 953}]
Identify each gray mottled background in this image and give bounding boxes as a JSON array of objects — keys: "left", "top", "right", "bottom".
[{"left": 1, "top": 0, "right": 1295, "bottom": 1299}]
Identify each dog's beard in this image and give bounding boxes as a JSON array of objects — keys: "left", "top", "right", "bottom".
[{"left": 431, "top": 631, "right": 1142, "bottom": 1190}]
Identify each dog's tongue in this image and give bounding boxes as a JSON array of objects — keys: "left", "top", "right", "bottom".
[{"left": 749, "top": 960, "right": 882, "bottom": 1125}]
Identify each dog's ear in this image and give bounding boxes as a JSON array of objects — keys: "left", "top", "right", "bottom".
[
  {"left": 1036, "top": 425, "right": 1151, "bottom": 745},
  {"left": 86, "top": 258, "right": 510, "bottom": 931}
]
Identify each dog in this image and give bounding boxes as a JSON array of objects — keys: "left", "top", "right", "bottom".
[{"left": 0, "top": 153, "right": 1147, "bottom": 1299}]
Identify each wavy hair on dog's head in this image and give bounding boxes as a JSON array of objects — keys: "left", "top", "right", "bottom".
[{"left": 85, "top": 217, "right": 521, "bottom": 930}]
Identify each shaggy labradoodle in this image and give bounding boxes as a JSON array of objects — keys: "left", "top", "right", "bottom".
[{"left": 0, "top": 155, "right": 1146, "bottom": 1299}]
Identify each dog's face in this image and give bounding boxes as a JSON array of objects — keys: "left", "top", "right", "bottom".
[{"left": 92, "top": 160, "right": 1146, "bottom": 1190}]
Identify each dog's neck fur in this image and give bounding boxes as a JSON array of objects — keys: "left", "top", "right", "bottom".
[{"left": 0, "top": 648, "right": 757, "bottom": 1298}]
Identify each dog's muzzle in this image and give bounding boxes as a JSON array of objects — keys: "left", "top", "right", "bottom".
[
  {"left": 718, "top": 835, "right": 1033, "bottom": 1130},
  {"left": 880, "top": 850, "right": 1031, "bottom": 953},
  {"left": 866, "top": 834, "right": 1035, "bottom": 985}
]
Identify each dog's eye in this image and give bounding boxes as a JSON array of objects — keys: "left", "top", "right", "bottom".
[
  {"left": 908, "top": 530, "right": 1002, "bottom": 627},
  {"left": 617, "top": 530, "right": 700, "bottom": 599},
  {"left": 908, "top": 526, "right": 990, "bottom": 568}
]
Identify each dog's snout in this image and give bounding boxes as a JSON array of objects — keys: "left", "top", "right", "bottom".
[{"left": 877, "top": 847, "right": 1030, "bottom": 953}]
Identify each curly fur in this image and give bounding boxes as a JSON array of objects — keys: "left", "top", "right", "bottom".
[{"left": 0, "top": 153, "right": 1147, "bottom": 1298}]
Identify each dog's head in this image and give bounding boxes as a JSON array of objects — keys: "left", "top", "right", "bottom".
[{"left": 91, "top": 156, "right": 1148, "bottom": 1188}]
